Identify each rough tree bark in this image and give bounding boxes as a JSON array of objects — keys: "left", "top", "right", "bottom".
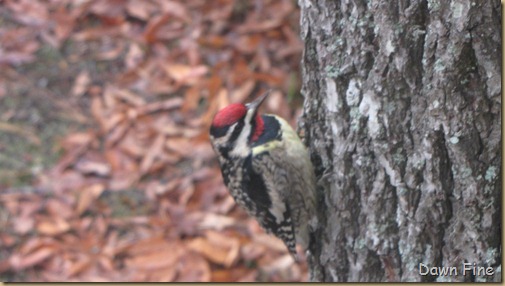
[{"left": 298, "top": 0, "right": 501, "bottom": 282}]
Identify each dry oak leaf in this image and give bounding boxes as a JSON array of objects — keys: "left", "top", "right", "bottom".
[
  {"left": 77, "top": 184, "right": 105, "bottom": 215},
  {"left": 164, "top": 64, "right": 209, "bottom": 85},
  {"left": 186, "top": 231, "right": 240, "bottom": 267},
  {"left": 125, "top": 241, "right": 184, "bottom": 271},
  {"left": 71, "top": 71, "right": 91, "bottom": 97},
  {"left": 36, "top": 217, "right": 71, "bottom": 236},
  {"left": 175, "top": 252, "right": 211, "bottom": 282},
  {"left": 9, "top": 246, "right": 57, "bottom": 270}
]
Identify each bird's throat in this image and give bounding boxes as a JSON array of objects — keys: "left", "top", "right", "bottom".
[{"left": 250, "top": 114, "right": 264, "bottom": 143}]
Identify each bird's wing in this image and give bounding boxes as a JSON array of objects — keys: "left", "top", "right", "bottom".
[{"left": 249, "top": 148, "right": 299, "bottom": 258}]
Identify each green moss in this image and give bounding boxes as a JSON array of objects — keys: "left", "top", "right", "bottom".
[
  {"left": 385, "top": 102, "right": 396, "bottom": 115},
  {"left": 427, "top": 0, "right": 441, "bottom": 11},
  {"left": 449, "top": 136, "right": 460, "bottom": 144},
  {"left": 354, "top": 238, "right": 367, "bottom": 250},
  {"left": 411, "top": 26, "right": 426, "bottom": 41},
  {"left": 325, "top": 65, "right": 341, "bottom": 78},
  {"left": 357, "top": 19, "right": 368, "bottom": 28},
  {"left": 434, "top": 59, "right": 445, "bottom": 73},
  {"left": 350, "top": 107, "right": 361, "bottom": 131},
  {"left": 393, "top": 153, "right": 405, "bottom": 165},
  {"left": 484, "top": 185, "right": 492, "bottom": 195},
  {"left": 459, "top": 167, "right": 472, "bottom": 179},
  {"left": 484, "top": 166, "right": 497, "bottom": 182},
  {"left": 397, "top": 187, "right": 407, "bottom": 196},
  {"left": 394, "top": 24, "right": 404, "bottom": 37},
  {"left": 485, "top": 248, "right": 498, "bottom": 265}
]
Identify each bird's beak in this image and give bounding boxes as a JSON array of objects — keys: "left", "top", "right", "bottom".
[{"left": 247, "top": 90, "right": 270, "bottom": 113}]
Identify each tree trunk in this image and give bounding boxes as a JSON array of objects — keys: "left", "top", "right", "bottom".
[{"left": 298, "top": 0, "right": 501, "bottom": 282}]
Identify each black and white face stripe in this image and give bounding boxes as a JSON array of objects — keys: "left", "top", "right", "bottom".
[
  {"left": 229, "top": 118, "right": 246, "bottom": 145},
  {"left": 209, "top": 108, "right": 256, "bottom": 158},
  {"left": 229, "top": 108, "right": 256, "bottom": 157}
]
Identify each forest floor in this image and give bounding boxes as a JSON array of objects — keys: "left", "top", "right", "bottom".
[{"left": 0, "top": 0, "right": 307, "bottom": 282}]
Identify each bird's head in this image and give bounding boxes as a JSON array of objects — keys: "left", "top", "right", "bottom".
[{"left": 209, "top": 91, "right": 270, "bottom": 156}]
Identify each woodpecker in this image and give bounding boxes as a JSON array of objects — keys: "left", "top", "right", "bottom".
[{"left": 209, "top": 90, "right": 318, "bottom": 260}]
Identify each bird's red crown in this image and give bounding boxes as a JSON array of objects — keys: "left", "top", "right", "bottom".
[{"left": 212, "top": 103, "right": 247, "bottom": 127}]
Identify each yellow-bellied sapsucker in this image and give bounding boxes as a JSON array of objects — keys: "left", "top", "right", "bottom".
[{"left": 209, "top": 91, "right": 318, "bottom": 261}]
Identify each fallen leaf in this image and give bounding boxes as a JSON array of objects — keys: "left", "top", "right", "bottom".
[
  {"left": 6, "top": 0, "right": 49, "bottom": 26},
  {"left": 164, "top": 64, "right": 209, "bottom": 85},
  {"left": 105, "top": 148, "right": 138, "bottom": 173},
  {"left": 125, "top": 42, "right": 144, "bottom": 69},
  {"left": 147, "top": 265, "right": 178, "bottom": 282},
  {"left": 61, "top": 132, "right": 94, "bottom": 150},
  {"left": 71, "top": 71, "right": 91, "bottom": 97},
  {"left": 125, "top": 242, "right": 183, "bottom": 270},
  {"left": 12, "top": 216, "right": 35, "bottom": 234},
  {"left": 0, "top": 51, "right": 36, "bottom": 65},
  {"left": 175, "top": 252, "right": 211, "bottom": 282},
  {"left": 196, "top": 212, "right": 236, "bottom": 231},
  {"left": 0, "top": 233, "right": 16, "bottom": 247},
  {"left": 263, "top": 253, "right": 294, "bottom": 272},
  {"left": 102, "top": 112, "right": 126, "bottom": 133},
  {"left": 197, "top": 35, "right": 227, "bottom": 48},
  {"left": 75, "top": 160, "right": 111, "bottom": 176},
  {"left": 108, "top": 85, "right": 146, "bottom": 106},
  {"left": 45, "top": 198, "right": 74, "bottom": 219},
  {"left": 126, "top": 0, "right": 157, "bottom": 21},
  {"left": 143, "top": 13, "right": 182, "bottom": 44},
  {"left": 108, "top": 172, "right": 139, "bottom": 191},
  {"left": 41, "top": 170, "right": 88, "bottom": 194},
  {"left": 236, "top": 19, "right": 283, "bottom": 34},
  {"left": 66, "top": 255, "right": 92, "bottom": 277},
  {"left": 98, "top": 255, "right": 115, "bottom": 272},
  {"left": 186, "top": 231, "right": 240, "bottom": 268},
  {"left": 253, "top": 233, "right": 287, "bottom": 253},
  {"left": 77, "top": 184, "right": 105, "bottom": 215},
  {"left": 232, "top": 34, "right": 262, "bottom": 54},
  {"left": 37, "top": 217, "right": 71, "bottom": 236},
  {"left": 158, "top": 0, "right": 190, "bottom": 21},
  {"left": 145, "top": 179, "right": 180, "bottom": 197},
  {"left": 241, "top": 242, "right": 266, "bottom": 261},
  {"left": 118, "top": 134, "right": 146, "bottom": 158},
  {"left": 137, "top": 98, "right": 183, "bottom": 115},
  {"left": 0, "top": 258, "right": 10, "bottom": 273},
  {"left": 18, "top": 237, "right": 57, "bottom": 255},
  {"left": 105, "top": 120, "right": 130, "bottom": 147},
  {"left": 261, "top": 254, "right": 301, "bottom": 282},
  {"left": 230, "top": 79, "right": 256, "bottom": 103},
  {"left": 212, "top": 266, "right": 255, "bottom": 282},
  {"left": 139, "top": 134, "right": 166, "bottom": 175},
  {"left": 165, "top": 137, "right": 192, "bottom": 157},
  {"left": 125, "top": 236, "right": 172, "bottom": 256},
  {"left": 181, "top": 86, "right": 201, "bottom": 113},
  {"left": 10, "top": 246, "right": 56, "bottom": 270},
  {"left": 179, "top": 181, "right": 195, "bottom": 208}
]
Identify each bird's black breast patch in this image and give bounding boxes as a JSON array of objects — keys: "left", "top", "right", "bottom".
[{"left": 242, "top": 154, "right": 272, "bottom": 210}]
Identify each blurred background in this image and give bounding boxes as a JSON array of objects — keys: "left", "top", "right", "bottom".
[{"left": 0, "top": 0, "right": 307, "bottom": 282}]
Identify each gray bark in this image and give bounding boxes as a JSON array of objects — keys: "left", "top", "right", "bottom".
[{"left": 298, "top": 0, "right": 501, "bottom": 282}]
